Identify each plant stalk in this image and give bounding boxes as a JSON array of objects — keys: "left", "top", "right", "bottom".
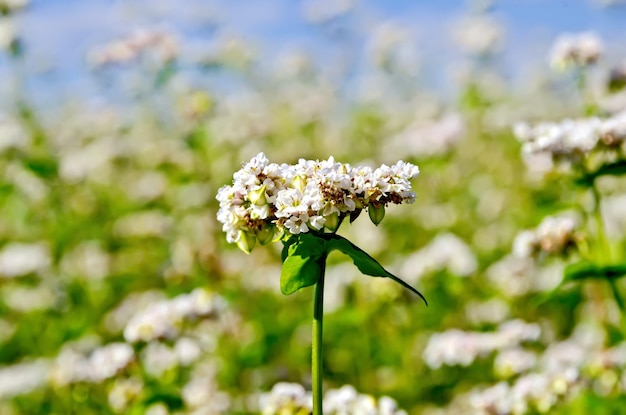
[
  {"left": 590, "top": 183, "right": 625, "bottom": 315},
  {"left": 312, "top": 256, "right": 326, "bottom": 415}
]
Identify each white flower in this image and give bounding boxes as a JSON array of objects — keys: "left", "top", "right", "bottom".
[
  {"left": 550, "top": 31, "right": 603, "bottom": 70},
  {"left": 216, "top": 153, "right": 420, "bottom": 252}
]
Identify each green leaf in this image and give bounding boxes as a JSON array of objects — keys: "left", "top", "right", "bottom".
[
  {"left": 575, "top": 160, "right": 626, "bottom": 187},
  {"left": 280, "top": 233, "right": 327, "bottom": 295},
  {"left": 563, "top": 260, "right": 626, "bottom": 281},
  {"left": 321, "top": 233, "right": 427, "bottom": 305},
  {"left": 349, "top": 209, "right": 362, "bottom": 223}
]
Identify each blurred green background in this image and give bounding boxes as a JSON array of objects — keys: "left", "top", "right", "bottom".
[{"left": 2, "top": 1, "right": 626, "bottom": 414}]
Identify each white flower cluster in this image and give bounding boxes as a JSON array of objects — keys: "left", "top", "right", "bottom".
[
  {"left": 465, "top": 322, "right": 626, "bottom": 415},
  {"left": 0, "top": 0, "right": 28, "bottom": 13},
  {"left": 0, "top": 359, "right": 50, "bottom": 399},
  {"left": 549, "top": 31, "right": 603, "bottom": 70},
  {"left": 398, "top": 232, "right": 477, "bottom": 284},
  {"left": 486, "top": 254, "right": 563, "bottom": 297},
  {"left": 88, "top": 28, "right": 178, "bottom": 67},
  {"left": 216, "top": 152, "right": 419, "bottom": 252},
  {"left": 0, "top": 242, "right": 50, "bottom": 278},
  {"left": 513, "top": 110, "right": 626, "bottom": 160},
  {"left": 140, "top": 338, "right": 202, "bottom": 377},
  {"left": 468, "top": 370, "right": 579, "bottom": 415},
  {"left": 512, "top": 214, "right": 581, "bottom": 259},
  {"left": 124, "top": 288, "right": 228, "bottom": 343},
  {"left": 388, "top": 114, "right": 465, "bottom": 159},
  {"left": 51, "top": 343, "right": 134, "bottom": 386},
  {"left": 423, "top": 320, "right": 541, "bottom": 369},
  {"left": 259, "top": 382, "right": 407, "bottom": 415}
]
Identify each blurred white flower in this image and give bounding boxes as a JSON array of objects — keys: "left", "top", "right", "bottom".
[
  {"left": 465, "top": 299, "right": 510, "bottom": 325},
  {"left": 451, "top": 15, "right": 504, "bottom": 55},
  {"left": 145, "top": 403, "right": 169, "bottom": 415},
  {"left": 141, "top": 342, "right": 178, "bottom": 376},
  {"left": 0, "top": 0, "right": 28, "bottom": 13},
  {"left": 494, "top": 348, "right": 537, "bottom": 378},
  {"left": 260, "top": 382, "right": 406, "bottom": 415},
  {"left": 398, "top": 233, "right": 477, "bottom": 283},
  {"left": 5, "top": 163, "right": 49, "bottom": 202},
  {"left": 2, "top": 283, "right": 57, "bottom": 312},
  {"left": 549, "top": 31, "right": 602, "bottom": 71},
  {"left": 108, "top": 378, "right": 143, "bottom": 413},
  {"left": 0, "top": 115, "right": 27, "bottom": 152},
  {"left": 0, "top": 360, "right": 50, "bottom": 399},
  {"left": 88, "top": 27, "right": 179, "bottom": 67},
  {"left": 0, "top": 242, "right": 51, "bottom": 278},
  {"left": 124, "top": 288, "right": 228, "bottom": 343},
  {"left": 182, "top": 365, "right": 230, "bottom": 412},
  {"left": 113, "top": 210, "right": 172, "bottom": 238},
  {"left": 302, "top": 0, "right": 354, "bottom": 23},
  {"left": 61, "top": 241, "right": 110, "bottom": 280},
  {"left": 388, "top": 114, "right": 465, "bottom": 158},
  {"left": 0, "top": 19, "right": 16, "bottom": 51},
  {"left": 512, "top": 213, "right": 581, "bottom": 259},
  {"left": 423, "top": 320, "right": 540, "bottom": 369},
  {"left": 52, "top": 342, "right": 134, "bottom": 385}
]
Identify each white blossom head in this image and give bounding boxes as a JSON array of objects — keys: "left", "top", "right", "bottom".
[
  {"left": 549, "top": 31, "right": 603, "bottom": 71},
  {"left": 216, "top": 153, "right": 420, "bottom": 253}
]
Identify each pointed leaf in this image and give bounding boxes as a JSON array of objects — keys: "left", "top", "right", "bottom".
[
  {"left": 349, "top": 209, "right": 362, "bottom": 223},
  {"left": 280, "top": 233, "right": 327, "bottom": 295},
  {"left": 564, "top": 260, "right": 626, "bottom": 281},
  {"left": 321, "top": 233, "right": 427, "bottom": 305},
  {"left": 575, "top": 160, "right": 626, "bottom": 187}
]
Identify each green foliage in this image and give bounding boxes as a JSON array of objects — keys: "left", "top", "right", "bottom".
[{"left": 280, "top": 233, "right": 427, "bottom": 304}]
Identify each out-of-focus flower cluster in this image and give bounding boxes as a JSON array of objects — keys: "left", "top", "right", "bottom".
[
  {"left": 88, "top": 28, "right": 179, "bottom": 67},
  {"left": 216, "top": 152, "right": 419, "bottom": 252},
  {"left": 512, "top": 214, "right": 581, "bottom": 259},
  {"left": 123, "top": 288, "right": 229, "bottom": 343},
  {"left": 423, "top": 320, "right": 541, "bottom": 369},
  {"left": 549, "top": 31, "right": 603, "bottom": 71},
  {"left": 513, "top": 110, "right": 626, "bottom": 162},
  {"left": 397, "top": 233, "right": 477, "bottom": 284},
  {"left": 259, "top": 382, "right": 407, "bottom": 415},
  {"left": 433, "top": 322, "right": 626, "bottom": 415}
]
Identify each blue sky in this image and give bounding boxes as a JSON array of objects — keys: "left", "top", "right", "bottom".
[{"left": 2, "top": 0, "right": 626, "bottom": 109}]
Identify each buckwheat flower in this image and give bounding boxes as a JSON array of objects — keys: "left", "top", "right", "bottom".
[
  {"left": 0, "top": 359, "right": 50, "bottom": 399},
  {"left": 0, "top": 0, "right": 29, "bottom": 14},
  {"left": 512, "top": 214, "right": 581, "bottom": 259},
  {"left": 0, "top": 242, "right": 51, "bottom": 278},
  {"left": 260, "top": 382, "right": 312, "bottom": 415},
  {"left": 549, "top": 31, "right": 603, "bottom": 71},
  {"left": 451, "top": 15, "right": 504, "bottom": 56},
  {"left": 108, "top": 377, "right": 143, "bottom": 413},
  {"left": 216, "top": 153, "right": 420, "bottom": 253},
  {"left": 494, "top": 348, "right": 537, "bottom": 378},
  {"left": 51, "top": 342, "right": 134, "bottom": 385}
]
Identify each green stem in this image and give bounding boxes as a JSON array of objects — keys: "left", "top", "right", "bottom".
[
  {"left": 589, "top": 183, "right": 625, "bottom": 319},
  {"left": 312, "top": 256, "right": 326, "bottom": 415},
  {"left": 590, "top": 184, "right": 610, "bottom": 262},
  {"left": 610, "top": 279, "right": 625, "bottom": 312}
]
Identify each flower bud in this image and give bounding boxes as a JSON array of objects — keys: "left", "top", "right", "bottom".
[
  {"left": 324, "top": 212, "right": 341, "bottom": 232},
  {"left": 236, "top": 230, "right": 256, "bottom": 254},
  {"left": 257, "top": 224, "right": 276, "bottom": 245},
  {"left": 248, "top": 184, "right": 267, "bottom": 205},
  {"left": 292, "top": 175, "right": 307, "bottom": 192},
  {"left": 368, "top": 203, "right": 385, "bottom": 226}
]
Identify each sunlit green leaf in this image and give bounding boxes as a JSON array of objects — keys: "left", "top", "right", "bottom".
[
  {"left": 322, "top": 233, "right": 427, "bottom": 305},
  {"left": 563, "top": 260, "right": 626, "bottom": 281},
  {"left": 575, "top": 160, "right": 626, "bottom": 187},
  {"left": 280, "top": 233, "right": 326, "bottom": 295}
]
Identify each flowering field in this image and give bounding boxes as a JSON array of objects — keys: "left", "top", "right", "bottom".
[{"left": 2, "top": 1, "right": 626, "bottom": 414}]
